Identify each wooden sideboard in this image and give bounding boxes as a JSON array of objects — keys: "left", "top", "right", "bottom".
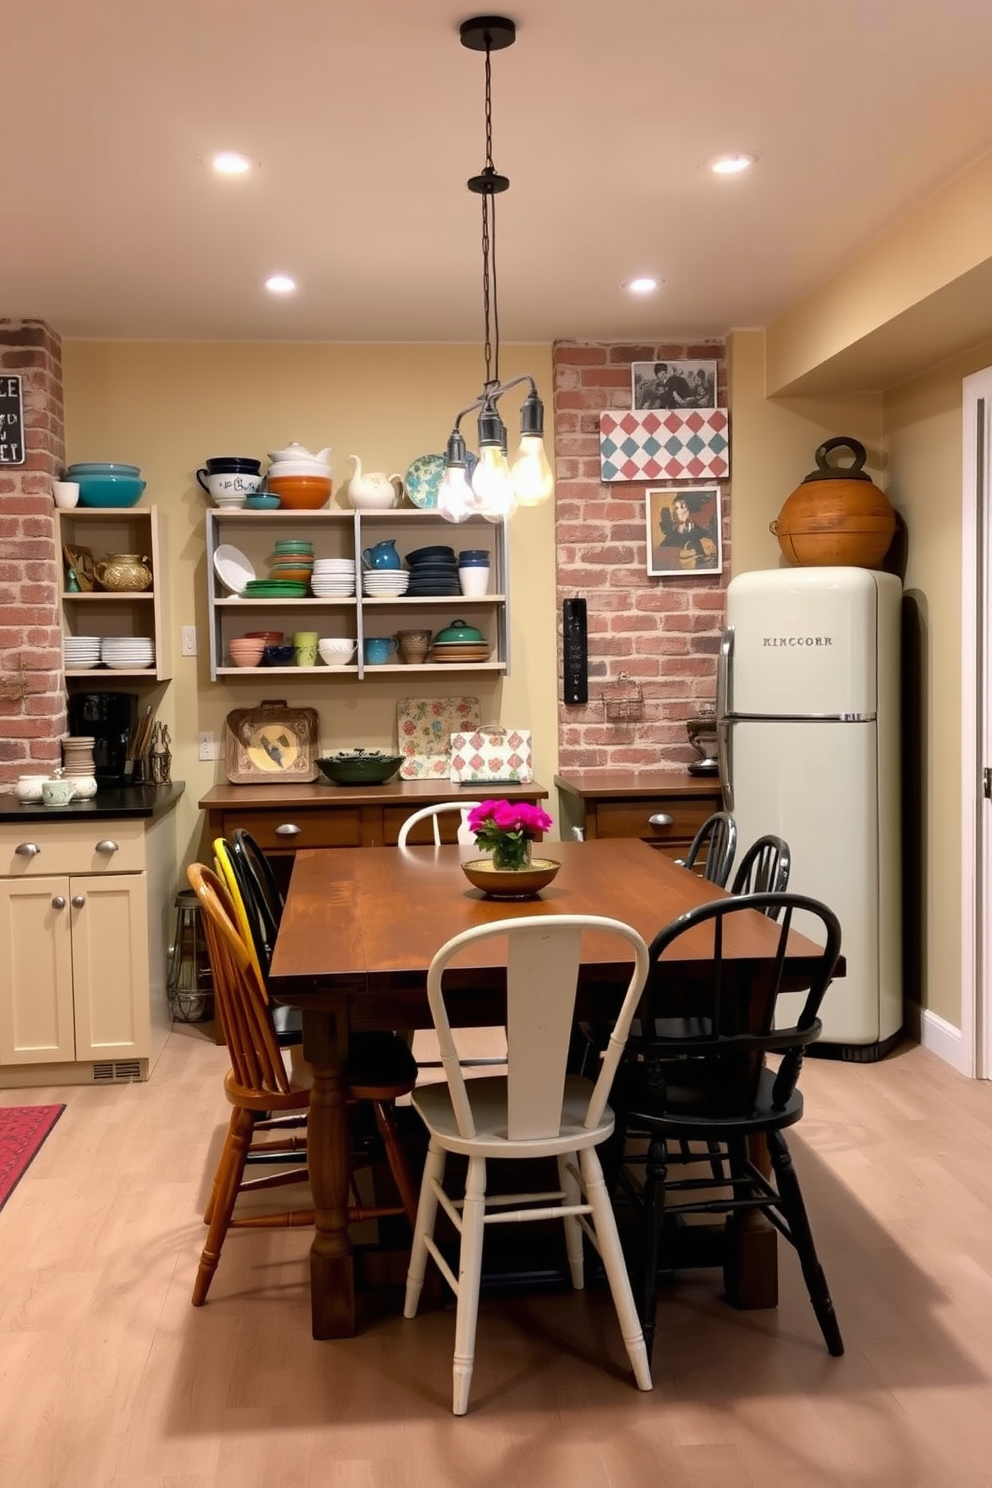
[
  {"left": 199, "top": 779, "right": 550, "bottom": 859},
  {"left": 555, "top": 770, "right": 723, "bottom": 858}
]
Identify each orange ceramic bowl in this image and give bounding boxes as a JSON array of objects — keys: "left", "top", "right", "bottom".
[
  {"left": 266, "top": 476, "right": 333, "bottom": 510},
  {"left": 266, "top": 566, "right": 312, "bottom": 583}
]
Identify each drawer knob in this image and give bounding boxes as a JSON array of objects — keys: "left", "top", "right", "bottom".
[
  {"left": 274, "top": 823, "right": 302, "bottom": 836},
  {"left": 71, "top": 895, "right": 86, "bottom": 909},
  {"left": 51, "top": 896, "right": 66, "bottom": 910},
  {"left": 648, "top": 813, "right": 674, "bottom": 828},
  {"left": 95, "top": 839, "right": 119, "bottom": 855},
  {"left": 15, "top": 842, "right": 41, "bottom": 857}
]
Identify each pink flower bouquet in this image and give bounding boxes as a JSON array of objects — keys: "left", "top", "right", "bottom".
[{"left": 466, "top": 799, "right": 553, "bottom": 872}]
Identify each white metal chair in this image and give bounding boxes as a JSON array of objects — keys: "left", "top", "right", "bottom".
[
  {"left": 396, "top": 800, "right": 482, "bottom": 847},
  {"left": 403, "top": 914, "right": 654, "bottom": 1415}
]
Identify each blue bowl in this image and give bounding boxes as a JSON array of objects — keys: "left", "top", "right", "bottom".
[
  {"left": 76, "top": 474, "right": 146, "bottom": 508},
  {"left": 245, "top": 493, "right": 281, "bottom": 510},
  {"left": 262, "top": 644, "right": 296, "bottom": 666},
  {"left": 66, "top": 462, "right": 141, "bottom": 477}
]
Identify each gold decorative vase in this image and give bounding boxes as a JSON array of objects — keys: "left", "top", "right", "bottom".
[{"left": 94, "top": 553, "right": 152, "bottom": 592}]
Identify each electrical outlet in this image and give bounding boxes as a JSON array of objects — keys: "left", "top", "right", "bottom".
[
  {"left": 180, "top": 625, "right": 197, "bottom": 657},
  {"left": 197, "top": 732, "right": 217, "bottom": 761}
]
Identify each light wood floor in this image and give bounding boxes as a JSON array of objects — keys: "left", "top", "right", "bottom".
[{"left": 1, "top": 1030, "right": 991, "bottom": 1487}]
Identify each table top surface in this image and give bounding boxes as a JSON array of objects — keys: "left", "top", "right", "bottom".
[{"left": 270, "top": 837, "right": 834, "bottom": 990}]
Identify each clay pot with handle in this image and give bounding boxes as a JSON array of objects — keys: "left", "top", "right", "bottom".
[{"left": 771, "top": 437, "right": 896, "bottom": 569}]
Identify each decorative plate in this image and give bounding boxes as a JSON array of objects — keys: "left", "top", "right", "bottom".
[
  {"left": 461, "top": 857, "right": 561, "bottom": 899},
  {"left": 404, "top": 453, "right": 447, "bottom": 510},
  {"left": 223, "top": 701, "right": 320, "bottom": 784},
  {"left": 214, "top": 544, "right": 256, "bottom": 595}
]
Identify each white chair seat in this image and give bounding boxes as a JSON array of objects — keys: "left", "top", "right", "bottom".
[{"left": 412, "top": 1074, "right": 614, "bottom": 1159}]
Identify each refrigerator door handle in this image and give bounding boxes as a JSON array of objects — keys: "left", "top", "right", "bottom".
[
  {"left": 717, "top": 626, "right": 734, "bottom": 720},
  {"left": 718, "top": 717, "right": 734, "bottom": 809}
]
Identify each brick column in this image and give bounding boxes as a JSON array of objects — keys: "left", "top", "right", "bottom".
[
  {"left": 553, "top": 340, "right": 729, "bottom": 771},
  {"left": 0, "top": 319, "right": 66, "bottom": 782}
]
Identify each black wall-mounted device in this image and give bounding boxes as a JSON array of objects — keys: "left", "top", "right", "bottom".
[{"left": 562, "top": 597, "right": 588, "bottom": 704}]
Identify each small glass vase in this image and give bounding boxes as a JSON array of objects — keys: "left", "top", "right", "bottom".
[{"left": 491, "top": 835, "right": 533, "bottom": 873}]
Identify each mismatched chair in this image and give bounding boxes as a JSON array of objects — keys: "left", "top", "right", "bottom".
[
  {"left": 676, "top": 810, "right": 737, "bottom": 887},
  {"left": 396, "top": 801, "right": 482, "bottom": 847},
  {"left": 607, "top": 892, "right": 844, "bottom": 1363},
  {"left": 731, "top": 833, "right": 791, "bottom": 906},
  {"left": 187, "top": 863, "right": 420, "bottom": 1306},
  {"left": 403, "top": 914, "right": 654, "bottom": 1415}
]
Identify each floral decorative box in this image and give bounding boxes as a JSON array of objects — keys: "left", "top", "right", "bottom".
[
  {"left": 396, "top": 696, "right": 481, "bottom": 779},
  {"left": 449, "top": 728, "right": 533, "bottom": 784}
]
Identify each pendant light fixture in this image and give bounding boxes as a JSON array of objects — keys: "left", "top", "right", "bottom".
[{"left": 438, "top": 16, "right": 555, "bottom": 524}]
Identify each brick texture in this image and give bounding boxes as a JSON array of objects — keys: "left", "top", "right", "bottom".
[
  {"left": 553, "top": 339, "right": 728, "bottom": 770},
  {"left": 0, "top": 320, "right": 65, "bottom": 780}
]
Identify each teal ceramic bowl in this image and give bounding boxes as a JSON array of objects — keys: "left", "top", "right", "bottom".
[
  {"left": 76, "top": 474, "right": 146, "bottom": 508},
  {"left": 66, "top": 462, "right": 141, "bottom": 478},
  {"left": 245, "top": 493, "right": 281, "bottom": 510}
]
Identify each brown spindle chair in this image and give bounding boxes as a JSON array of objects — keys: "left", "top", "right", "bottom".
[{"left": 187, "top": 863, "right": 419, "bottom": 1307}]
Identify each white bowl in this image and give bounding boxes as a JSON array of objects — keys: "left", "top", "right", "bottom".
[
  {"left": 266, "top": 460, "right": 332, "bottom": 479},
  {"left": 319, "top": 639, "right": 356, "bottom": 666}
]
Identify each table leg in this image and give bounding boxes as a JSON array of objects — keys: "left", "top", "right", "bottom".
[
  {"left": 723, "top": 1133, "right": 778, "bottom": 1309},
  {"left": 302, "top": 1007, "right": 356, "bottom": 1338}
]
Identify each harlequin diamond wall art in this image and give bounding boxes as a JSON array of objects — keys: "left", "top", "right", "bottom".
[{"left": 599, "top": 409, "right": 730, "bottom": 482}]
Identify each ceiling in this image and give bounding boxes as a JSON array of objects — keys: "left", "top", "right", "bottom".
[{"left": 8, "top": 0, "right": 992, "bottom": 344}]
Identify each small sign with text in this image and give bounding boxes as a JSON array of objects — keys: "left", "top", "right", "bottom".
[{"left": 0, "top": 375, "right": 25, "bottom": 464}]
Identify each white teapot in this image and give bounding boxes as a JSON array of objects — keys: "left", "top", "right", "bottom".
[{"left": 345, "top": 455, "right": 403, "bottom": 510}]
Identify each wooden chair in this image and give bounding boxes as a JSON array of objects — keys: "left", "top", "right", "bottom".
[
  {"left": 676, "top": 810, "right": 737, "bottom": 887},
  {"left": 403, "top": 914, "right": 654, "bottom": 1415},
  {"left": 187, "top": 863, "right": 420, "bottom": 1306},
  {"left": 731, "top": 834, "right": 791, "bottom": 907},
  {"left": 396, "top": 801, "right": 482, "bottom": 847},
  {"left": 608, "top": 892, "right": 843, "bottom": 1364}
]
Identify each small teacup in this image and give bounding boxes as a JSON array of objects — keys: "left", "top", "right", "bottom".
[
  {"left": 458, "top": 565, "right": 490, "bottom": 597},
  {"left": 363, "top": 636, "right": 397, "bottom": 665},
  {"left": 53, "top": 480, "right": 80, "bottom": 510},
  {"left": 42, "top": 777, "right": 76, "bottom": 806}
]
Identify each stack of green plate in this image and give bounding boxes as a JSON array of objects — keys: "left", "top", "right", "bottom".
[{"left": 241, "top": 579, "right": 310, "bottom": 598}]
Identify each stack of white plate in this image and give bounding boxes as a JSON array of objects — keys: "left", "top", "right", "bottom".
[
  {"left": 311, "top": 559, "right": 356, "bottom": 598},
  {"left": 363, "top": 570, "right": 410, "bottom": 598},
  {"left": 101, "top": 637, "right": 155, "bottom": 670},
  {"left": 64, "top": 636, "right": 103, "bottom": 669}
]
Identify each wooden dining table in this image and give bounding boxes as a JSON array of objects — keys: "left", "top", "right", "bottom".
[{"left": 268, "top": 836, "right": 840, "bottom": 1340}]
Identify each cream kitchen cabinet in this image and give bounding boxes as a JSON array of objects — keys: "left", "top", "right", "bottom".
[{"left": 0, "top": 797, "right": 179, "bottom": 1087}]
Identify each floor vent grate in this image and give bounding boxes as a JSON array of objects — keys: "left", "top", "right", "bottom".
[{"left": 92, "top": 1060, "right": 143, "bottom": 1083}]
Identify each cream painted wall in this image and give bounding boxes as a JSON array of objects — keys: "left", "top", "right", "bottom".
[
  {"left": 883, "top": 336, "right": 992, "bottom": 1027},
  {"left": 62, "top": 342, "right": 558, "bottom": 867},
  {"left": 727, "top": 330, "right": 882, "bottom": 574}
]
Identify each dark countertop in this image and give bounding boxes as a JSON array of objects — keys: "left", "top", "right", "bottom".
[
  {"left": 555, "top": 770, "right": 723, "bottom": 799},
  {"left": 0, "top": 781, "right": 185, "bottom": 824}
]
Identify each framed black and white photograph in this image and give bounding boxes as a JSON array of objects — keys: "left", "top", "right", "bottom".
[
  {"left": 632, "top": 359, "right": 718, "bottom": 411},
  {"left": 645, "top": 486, "right": 723, "bottom": 577}
]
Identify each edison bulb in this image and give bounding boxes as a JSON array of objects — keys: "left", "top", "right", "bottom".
[
  {"left": 437, "top": 464, "right": 476, "bottom": 523},
  {"left": 510, "top": 434, "right": 554, "bottom": 506},
  {"left": 472, "top": 444, "right": 517, "bottom": 521}
]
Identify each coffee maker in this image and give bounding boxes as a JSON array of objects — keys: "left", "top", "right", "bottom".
[{"left": 67, "top": 692, "right": 137, "bottom": 784}]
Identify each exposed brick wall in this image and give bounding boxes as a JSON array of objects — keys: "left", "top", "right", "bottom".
[
  {"left": 553, "top": 339, "right": 728, "bottom": 771},
  {"left": 0, "top": 319, "right": 65, "bottom": 780}
]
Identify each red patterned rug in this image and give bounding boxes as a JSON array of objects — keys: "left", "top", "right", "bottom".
[{"left": 0, "top": 1105, "right": 65, "bottom": 1213}]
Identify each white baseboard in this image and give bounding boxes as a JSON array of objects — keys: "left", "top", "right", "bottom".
[{"left": 906, "top": 1003, "right": 971, "bottom": 1075}]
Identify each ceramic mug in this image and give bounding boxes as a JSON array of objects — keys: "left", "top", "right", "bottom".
[
  {"left": 292, "top": 631, "right": 319, "bottom": 667},
  {"left": 396, "top": 629, "right": 432, "bottom": 665},
  {"left": 42, "top": 778, "right": 75, "bottom": 806},
  {"left": 363, "top": 636, "right": 397, "bottom": 665},
  {"left": 458, "top": 565, "right": 490, "bottom": 597},
  {"left": 196, "top": 470, "right": 263, "bottom": 498},
  {"left": 53, "top": 480, "right": 80, "bottom": 509}
]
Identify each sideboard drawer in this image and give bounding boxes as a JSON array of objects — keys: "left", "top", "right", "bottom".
[
  {"left": 216, "top": 809, "right": 364, "bottom": 852},
  {"left": 594, "top": 797, "right": 712, "bottom": 845}
]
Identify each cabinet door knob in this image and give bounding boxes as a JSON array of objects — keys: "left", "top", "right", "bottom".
[
  {"left": 15, "top": 842, "right": 41, "bottom": 857},
  {"left": 51, "top": 896, "right": 66, "bottom": 910},
  {"left": 71, "top": 895, "right": 86, "bottom": 909},
  {"left": 648, "top": 813, "right": 674, "bottom": 828},
  {"left": 274, "top": 823, "right": 302, "bottom": 836},
  {"left": 95, "top": 839, "right": 119, "bottom": 855}
]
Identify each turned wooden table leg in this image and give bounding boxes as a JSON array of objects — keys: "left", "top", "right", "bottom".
[{"left": 302, "top": 1006, "right": 355, "bottom": 1339}]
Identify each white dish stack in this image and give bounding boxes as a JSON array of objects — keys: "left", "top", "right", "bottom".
[
  {"left": 310, "top": 559, "right": 356, "bottom": 598},
  {"left": 363, "top": 570, "right": 410, "bottom": 598},
  {"left": 63, "top": 636, "right": 102, "bottom": 670},
  {"left": 101, "top": 637, "right": 155, "bottom": 670}
]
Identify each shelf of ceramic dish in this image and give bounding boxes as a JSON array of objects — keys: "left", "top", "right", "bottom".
[{"left": 214, "top": 662, "right": 506, "bottom": 677}]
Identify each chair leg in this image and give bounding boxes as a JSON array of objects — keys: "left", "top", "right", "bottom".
[
  {"left": 639, "top": 1133, "right": 668, "bottom": 1366},
  {"left": 193, "top": 1108, "right": 254, "bottom": 1306},
  {"left": 404, "top": 1140, "right": 446, "bottom": 1318},
  {"left": 371, "top": 1099, "right": 419, "bottom": 1229},
  {"left": 766, "top": 1129, "right": 844, "bottom": 1357},
  {"left": 581, "top": 1147, "right": 653, "bottom": 1392},
  {"left": 557, "top": 1153, "right": 584, "bottom": 1289},
  {"left": 452, "top": 1155, "right": 487, "bottom": 1416}
]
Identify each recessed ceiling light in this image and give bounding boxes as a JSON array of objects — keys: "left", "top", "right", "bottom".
[
  {"left": 624, "top": 277, "right": 660, "bottom": 295},
  {"left": 706, "top": 152, "right": 757, "bottom": 176},
  {"left": 209, "top": 151, "right": 257, "bottom": 176},
  {"left": 265, "top": 274, "right": 297, "bottom": 295}
]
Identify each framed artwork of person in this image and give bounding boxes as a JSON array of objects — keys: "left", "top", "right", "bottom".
[
  {"left": 632, "top": 359, "right": 718, "bottom": 411},
  {"left": 645, "top": 486, "right": 723, "bottom": 577}
]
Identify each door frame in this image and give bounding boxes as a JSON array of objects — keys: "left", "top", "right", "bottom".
[{"left": 960, "top": 367, "right": 992, "bottom": 1079}]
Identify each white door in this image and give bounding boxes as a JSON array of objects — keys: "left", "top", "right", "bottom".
[{"left": 727, "top": 717, "right": 883, "bottom": 1044}]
